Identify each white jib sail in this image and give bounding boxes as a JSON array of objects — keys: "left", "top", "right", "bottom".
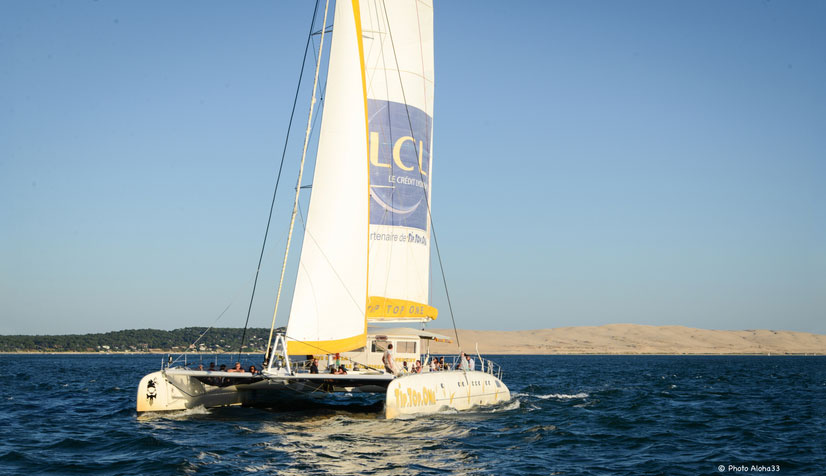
[
  {"left": 286, "top": 0, "right": 370, "bottom": 355},
  {"left": 360, "top": 0, "right": 437, "bottom": 322}
]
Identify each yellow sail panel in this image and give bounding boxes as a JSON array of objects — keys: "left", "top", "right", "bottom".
[
  {"left": 366, "top": 296, "right": 438, "bottom": 321},
  {"left": 286, "top": 332, "right": 367, "bottom": 356}
]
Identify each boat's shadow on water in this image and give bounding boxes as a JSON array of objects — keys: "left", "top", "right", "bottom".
[
  {"left": 133, "top": 399, "right": 491, "bottom": 475},
  {"left": 137, "top": 399, "right": 387, "bottom": 423},
  {"left": 137, "top": 394, "right": 518, "bottom": 424},
  {"left": 255, "top": 398, "right": 387, "bottom": 418}
]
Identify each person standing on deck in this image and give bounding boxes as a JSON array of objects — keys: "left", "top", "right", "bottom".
[
  {"left": 457, "top": 353, "right": 469, "bottom": 371},
  {"left": 382, "top": 343, "right": 399, "bottom": 375}
]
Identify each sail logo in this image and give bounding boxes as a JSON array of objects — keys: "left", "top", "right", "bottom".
[
  {"left": 368, "top": 99, "right": 432, "bottom": 232},
  {"left": 365, "top": 297, "right": 438, "bottom": 320}
]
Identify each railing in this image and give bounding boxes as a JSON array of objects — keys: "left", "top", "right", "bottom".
[
  {"left": 160, "top": 351, "right": 506, "bottom": 381},
  {"left": 481, "top": 357, "right": 504, "bottom": 380},
  {"left": 424, "top": 355, "right": 504, "bottom": 381}
]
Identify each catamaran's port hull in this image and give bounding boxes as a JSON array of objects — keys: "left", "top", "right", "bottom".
[
  {"left": 136, "top": 370, "right": 390, "bottom": 413},
  {"left": 385, "top": 371, "right": 511, "bottom": 418},
  {"left": 136, "top": 369, "right": 511, "bottom": 417}
]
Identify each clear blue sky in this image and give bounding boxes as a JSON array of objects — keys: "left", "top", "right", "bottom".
[{"left": 2, "top": 1, "right": 824, "bottom": 335}]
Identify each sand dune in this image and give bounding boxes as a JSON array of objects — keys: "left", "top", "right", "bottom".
[{"left": 425, "top": 324, "right": 826, "bottom": 355}]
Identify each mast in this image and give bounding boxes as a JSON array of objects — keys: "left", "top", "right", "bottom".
[{"left": 264, "top": 0, "right": 331, "bottom": 364}]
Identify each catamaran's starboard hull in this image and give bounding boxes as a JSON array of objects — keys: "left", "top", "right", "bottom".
[{"left": 385, "top": 370, "right": 511, "bottom": 419}]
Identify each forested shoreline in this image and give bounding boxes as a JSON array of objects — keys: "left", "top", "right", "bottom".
[{"left": 0, "top": 327, "right": 276, "bottom": 353}]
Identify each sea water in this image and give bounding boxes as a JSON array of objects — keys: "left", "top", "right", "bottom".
[{"left": 0, "top": 354, "right": 823, "bottom": 475}]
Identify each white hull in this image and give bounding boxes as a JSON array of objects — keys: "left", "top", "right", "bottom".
[
  {"left": 136, "top": 368, "right": 511, "bottom": 418},
  {"left": 385, "top": 370, "right": 511, "bottom": 419},
  {"left": 136, "top": 370, "right": 389, "bottom": 413}
]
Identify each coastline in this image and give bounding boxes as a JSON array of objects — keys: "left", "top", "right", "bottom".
[
  {"left": 2, "top": 352, "right": 824, "bottom": 356},
  {"left": 2, "top": 324, "right": 825, "bottom": 356},
  {"left": 426, "top": 324, "right": 826, "bottom": 356},
  {"left": 0, "top": 351, "right": 263, "bottom": 355}
]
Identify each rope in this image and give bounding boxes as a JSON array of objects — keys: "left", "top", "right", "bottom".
[
  {"left": 265, "top": 0, "right": 331, "bottom": 368},
  {"left": 235, "top": 0, "right": 322, "bottom": 361},
  {"left": 170, "top": 271, "right": 258, "bottom": 368},
  {"left": 379, "top": 1, "right": 461, "bottom": 350}
]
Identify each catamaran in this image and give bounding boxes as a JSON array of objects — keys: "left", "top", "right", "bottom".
[{"left": 136, "top": 0, "right": 510, "bottom": 419}]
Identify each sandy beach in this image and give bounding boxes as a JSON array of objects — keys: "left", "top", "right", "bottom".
[{"left": 425, "top": 324, "right": 826, "bottom": 355}]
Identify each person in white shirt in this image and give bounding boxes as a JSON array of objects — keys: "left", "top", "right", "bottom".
[
  {"left": 457, "top": 352, "right": 469, "bottom": 371},
  {"left": 382, "top": 343, "right": 399, "bottom": 375}
]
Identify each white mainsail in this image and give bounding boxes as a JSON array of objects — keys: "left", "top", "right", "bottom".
[
  {"left": 286, "top": 0, "right": 435, "bottom": 355},
  {"left": 285, "top": 0, "right": 370, "bottom": 355},
  {"left": 361, "top": 0, "right": 437, "bottom": 322}
]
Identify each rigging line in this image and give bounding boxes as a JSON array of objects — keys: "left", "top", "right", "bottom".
[
  {"left": 265, "top": 74, "right": 326, "bottom": 345},
  {"left": 369, "top": 1, "right": 398, "bottom": 302},
  {"left": 265, "top": 0, "right": 331, "bottom": 370},
  {"left": 170, "top": 271, "right": 259, "bottom": 367},
  {"left": 295, "top": 73, "right": 329, "bottom": 197},
  {"left": 368, "top": 3, "right": 427, "bottom": 314},
  {"left": 379, "top": 1, "right": 461, "bottom": 350},
  {"left": 310, "top": 15, "right": 336, "bottom": 72},
  {"left": 237, "top": 0, "right": 322, "bottom": 362},
  {"left": 414, "top": 0, "right": 433, "bottom": 330}
]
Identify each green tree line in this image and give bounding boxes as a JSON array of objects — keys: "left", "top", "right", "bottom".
[{"left": 0, "top": 327, "right": 281, "bottom": 352}]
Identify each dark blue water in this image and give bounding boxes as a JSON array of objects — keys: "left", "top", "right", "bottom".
[{"left": 1, "top": 355, "right": 823, "bottom": 475}]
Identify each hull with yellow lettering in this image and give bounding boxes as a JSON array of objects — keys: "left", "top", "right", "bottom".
[{"left": 384, "top": 370, "right": 511, "bottom": 419}]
